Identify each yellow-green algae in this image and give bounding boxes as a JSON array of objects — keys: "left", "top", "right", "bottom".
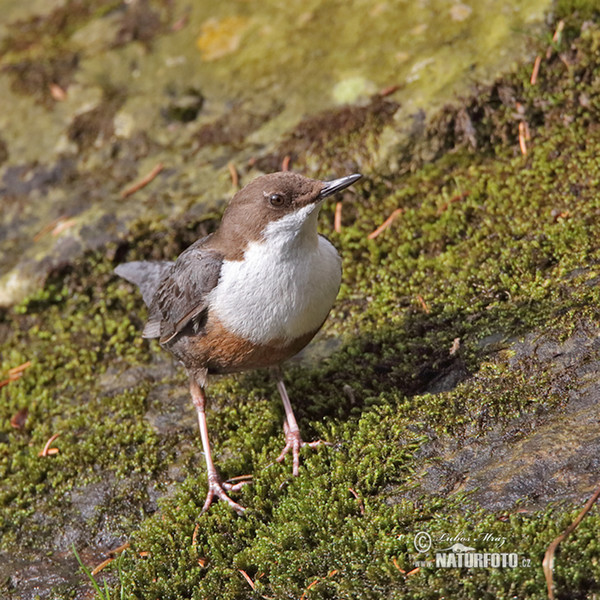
[
  {"left": 0, "top": 0, "right": 550, "bottom": 163},
  {"left": 3, "top": 1, "right": 600, "bottom": 598}
]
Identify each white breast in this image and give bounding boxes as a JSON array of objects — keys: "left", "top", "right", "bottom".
[{"left": 208, "top": 206, "right": 341, "bottom": 345}]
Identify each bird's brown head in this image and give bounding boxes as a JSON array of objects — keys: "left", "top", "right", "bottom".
[{"left": 215, "top": 172, "right": 361, "bottom": 254}]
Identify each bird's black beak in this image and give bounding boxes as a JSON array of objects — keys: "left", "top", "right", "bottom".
[{"left": 319, "top": 173, "right": 362, "bottom": 199}]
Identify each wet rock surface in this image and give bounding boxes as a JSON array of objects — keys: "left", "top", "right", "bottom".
[
  {"left": 415, "top": 323, "right": 600, "bottom": 511},
  {"left": 0, "top": 553, "right": 82, "bottom": 600}
]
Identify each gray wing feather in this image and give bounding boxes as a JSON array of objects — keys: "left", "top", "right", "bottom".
[
  {"left": 143, "top": 237, "right": 223, "bottom": 343},
  {"left": 114, "top": 261, "right": 173, "bottom": 306}
]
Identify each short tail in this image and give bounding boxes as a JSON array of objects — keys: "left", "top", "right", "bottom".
[{"left": 114, "top": 261, "right": 173, "bottom": 307}]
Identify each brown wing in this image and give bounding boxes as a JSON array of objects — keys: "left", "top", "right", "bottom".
[{"left": 143, "top": 235, "right": 223, "bottom": 344}]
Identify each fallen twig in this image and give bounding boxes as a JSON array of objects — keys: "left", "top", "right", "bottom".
[
  {"left": 530, "top": 55, "right": 542, "bottom": 85},
  {"left": 543, "top": 482, "right": 600, "bottom": 599},
  {"left": 49, "top": 83, "right": 67, "bottom": 101},
  {"left": 334, "top": 202, "right": 343, "bottom": 233},
  {"left": 367, "top": 208, "right": 403, "bottom": 239},
  {"left": 192, "top": 522, "right": 200, "bottom": 548},
  {"left": 109, "top": 541, "right": 130, "bottom": 556},
  {"left": 39, "top": 433, "right": 61, "bottom": 457},
  {"left": 226, "top": 473, "right": 253, "bottom": 482},
  {"left": 91, "top": 557, "right": 114, "bottom": 576},
  {"left": 91, "top": 542, "right": 131, "bottom": 576},
  {"left": 348, "top": 487, "right": 365, "bottom": 515},
  {"left": 416, "top": 294, "right": 430, "bottom": 314},
  {"left": 9, "top": 361, "right": 32, "bottom": 377},
  {"left": 34, "top": 217, "right": 70, "bottom": 241},
  {"left": 239, "top": 569, "right": 256, "bottom": 590},
  {"left": 299, "top": 567, "right": 339, "bottom": 599},
  {"left": 52, "top": 218, "right": 78, "bottom": 236},
  {"left": 518, "top": 121, "right": 530, "bottom": 155},
  {"left": 392, "top": 557, "right": 405, "bottom": 574},
  {"left": 437, "top": 191, "right": 469, "bottom": 215},
  {"left": 1, "top": 371, "right": 26, "bottom": 389},
  {"left": 300, "top": 579, "right": 319, "bottom": 599},
  {"left": 546, "top": 20, "right": 565, "bottom": 59},
  {"left": 1, "top": 377, "right": 19, "bottom": 387},
  {"left": 380, "top": 84, "right": 401, "bottom": 97},
  {"left": 171, "top": 13, "right": 189, "bottom": 32},
  {"left": 121, "top": 163, "right": 164, "bottom": 198},
  {"left": 228, "top": 162, "right": 239, "bottom": 189}
]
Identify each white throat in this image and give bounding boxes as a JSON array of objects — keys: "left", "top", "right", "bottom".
[{"left": 209, "top": 204, "right": 341, "bottom": 344}]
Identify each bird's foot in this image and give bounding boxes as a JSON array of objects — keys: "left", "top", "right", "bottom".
[
  {"left": 201, "top": 474, "right": 251, "bottom": 516},
  {"left": 276, "top": 422, "right": 330, "bottom": 477}
]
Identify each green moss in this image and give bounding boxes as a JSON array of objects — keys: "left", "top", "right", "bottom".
[
  {"left": 0, "top": 260, "right": 166, "bottom": 552},
  {"left": 256, "top": 97, "right": 400, "bottom": 175}
]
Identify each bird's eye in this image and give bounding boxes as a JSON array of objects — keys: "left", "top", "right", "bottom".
[{"left": 269, "top": 193, "right": 285, "bottom": 207}]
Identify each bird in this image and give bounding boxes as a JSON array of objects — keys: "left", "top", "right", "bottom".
[{"left": 115, "top": 171, "right": 362, "bottom": 514}]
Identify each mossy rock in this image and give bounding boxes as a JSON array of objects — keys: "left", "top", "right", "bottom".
[{"left": 3, "top": 2, "right": 600, "bottom": 599}]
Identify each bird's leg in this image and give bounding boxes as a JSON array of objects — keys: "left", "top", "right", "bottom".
[
  {"left": 273, "top": 369, "right": 329, "bottom": 476},
  {"left": 189, "top": 379, "right": 246, "bottom": 515}
]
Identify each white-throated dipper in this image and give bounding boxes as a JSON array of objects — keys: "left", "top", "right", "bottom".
[{"left": 115, "top": 171, "right": 362, "bottom": 514}]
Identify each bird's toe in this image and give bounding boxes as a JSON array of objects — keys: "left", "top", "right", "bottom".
[{"left": 201, "top": 478, "right": 246, "bottom": 515}]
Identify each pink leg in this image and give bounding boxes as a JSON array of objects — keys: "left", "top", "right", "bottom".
[
  {"left": 190, "top": 379, "right": 247, "bottom": 515},
  {"left": 274, "top": 371, "right": 329, "bottom": 476}
]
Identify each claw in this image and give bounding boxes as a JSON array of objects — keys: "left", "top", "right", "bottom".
[
  {"left": 201, "top": 476, "right": 247, "bottom": 515},
  {"left": 276, "top": 421, "right": 330, "bottom": 476}
]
